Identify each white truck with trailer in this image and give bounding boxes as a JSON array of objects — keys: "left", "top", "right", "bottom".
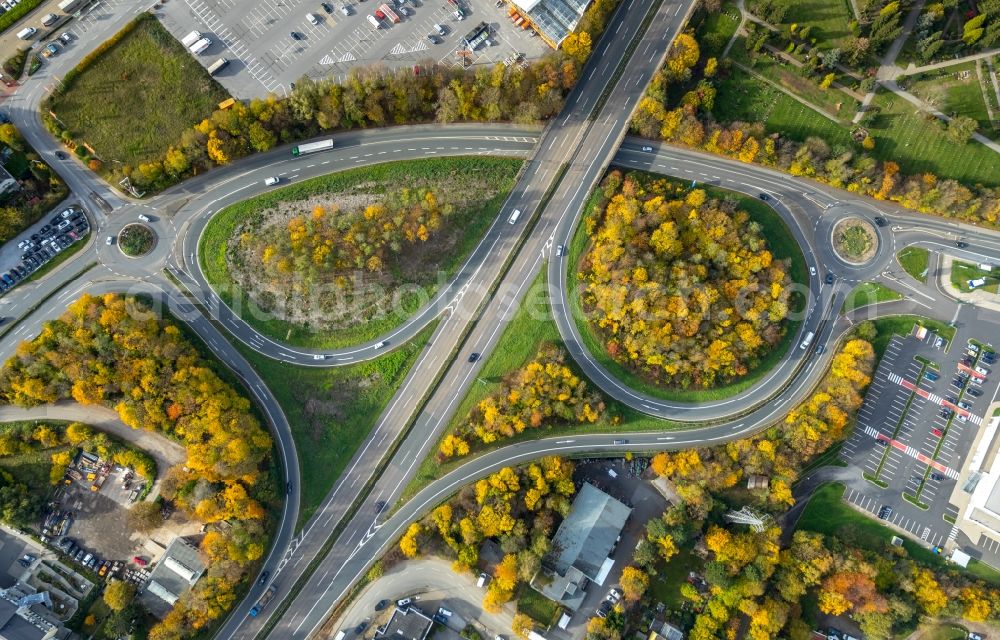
[
  {"left": 291, "top": 139, "right": 334, "bottom": 156},
  {"left": 181, "top": 30, "right": 202, "bottom": 47},
  {"left": 189, "top": 37, "right": 212, "bottom": 54}
]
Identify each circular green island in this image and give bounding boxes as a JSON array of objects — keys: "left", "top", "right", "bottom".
[
  {"left": 568, "top": 169, "right": 807, "bottom": 402},
  {"left": 117, "top": 223, "right": 156, "bottom": 257},
  {"left": 199, "top": 157, "right": 523, "bottom": 349},
  {"left": 832, "top": 217, "right": 879, "bottom": 265}
]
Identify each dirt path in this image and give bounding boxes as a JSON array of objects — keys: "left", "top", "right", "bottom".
[{"left": 0, "top": 402, "right": 186, "bottom": 477}]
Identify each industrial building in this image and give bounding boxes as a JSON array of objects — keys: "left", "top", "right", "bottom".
[
  {"left": 531, "top": 482, "right": 631, "bottom": 610},
  {"left": 506, "top": 0, "right": 593, "bottom": 49},
  {"left": 142, "top": 537, "right": 206, "bottom": 617}
]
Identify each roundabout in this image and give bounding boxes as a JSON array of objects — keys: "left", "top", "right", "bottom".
[
  {"left": 831, "top": 216, "right": 879, "bottom": 265},
  {"left": 116, "top": 222, "right": 156, "bottom": 258}
]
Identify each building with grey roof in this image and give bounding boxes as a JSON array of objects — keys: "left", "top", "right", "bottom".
[
  {"left": 531, "top": 482, "right": 631, "bottom": 610},
  {"left": 374, "top": 606, "right": 433, "bottom": 640},
  {"left": 0, "top": 587, "right": 65, "bottom": 640},
  {"left": 509, "top": 0, "right": 592, "bottom": 48},
  {"left": 142, "top": 537, "right": 206, "bottom": 617}
]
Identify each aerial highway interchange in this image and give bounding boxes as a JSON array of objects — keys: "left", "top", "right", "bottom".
[{"left": 1, "top": 0, "right": 1000, "bottom": 638}]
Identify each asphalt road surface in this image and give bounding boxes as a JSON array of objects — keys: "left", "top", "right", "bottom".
[{"left": 1, "top": 0, "right": 1000, "bottom": 638}]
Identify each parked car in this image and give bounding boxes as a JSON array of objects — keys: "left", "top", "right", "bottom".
[{"left": 878, "top": 505, "right": 892, "bottom": 520}]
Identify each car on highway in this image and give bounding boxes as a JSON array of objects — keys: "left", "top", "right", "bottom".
[
  {"left": 374, "top": 500, "right": 386, "bottom": 513},
  {"left": 106, "top": 236, "right": 114, "bottom": 245},
  {"left": 286, "top": 482, "right": 293, "bottom": 494},
  {"left": 825, "top": 272, "right": 835, "bottom": 284},
  {"left": 957, "top": 241, "right": 969, "bottom": 248},
  {"left": 55, "top": 150, "right": 67, "bottom": 159},
  {"left": 375, "top": 599, "right": 389, "bottom": 611},
  {"left": 258, "top": 570, "right": 270, "bottom": 585},
  {"left": 809, "top": 266, "right": 816, "bottom": 276},
  {"left": 138, "top": 213, "right": 150, "bottom": 222},
  {"left": 313, "top": 354, "right": 326, "bottom": 360},
  {"left": 468, "top": 352, "right": 480, "bottom": 362},
  {"left": 556, "top": 244, "right": 565, "bottom": 256},
  {"left": 758, "top": 193, "right": 768, "bottom": 200},
  {"left": 613, "top": 439, "right": 627, "bottom": 445},
  {"left": 374, "top": 340, "right": 386, "bottom": 349},
  {"left": 874, "top": 216, "right": 887, "bottom": 226},
  {"left": 265, "top": 176, "right": 280, "bottom": 186},
  {"left": 641, "top": 145, "right": 653, "bottom": 152}
]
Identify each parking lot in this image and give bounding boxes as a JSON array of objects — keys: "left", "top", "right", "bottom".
[
  {"left": 839, "top": 321, "right": 1000, "bottom": 551},
  {"left": 158, "top": 0, "right": 549, "bottom": 96},
  {"left": 0, "top": 205, "right": 90, "bottom": 297}
]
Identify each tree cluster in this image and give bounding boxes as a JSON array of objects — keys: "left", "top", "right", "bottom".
[
  {"left": 580, "top": 172, "right": 792, "bottom": 389},
  {"left": 0, "top": 122, "right": 70, "bottom": 246},
  {"left": 442, "top": 344, "right": 605, "bottom": 457},
  {"left": 632, "top": 27, "right": 1000, "bottom": 228},
  {"left": 397, "top": 457, "right": 575, "bottom": 613},
  {"left": 912, "top": 0, "right": 1000, "bottom": 63},
  {"left": 0, "top": 294, "right": 274, "bottom": 640},
  {"left": 650, "top": 336, "right": 875, "bottom": 518},
  {"left": 0, "top": 420, "right": 157, "bottom": 487},
  {"left": 256, "top": 189, "right": 448, "bottom": 284}
]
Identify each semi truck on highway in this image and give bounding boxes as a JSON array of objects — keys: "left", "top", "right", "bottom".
[
  {"left": 291, "top": 139, "right": 334, "bottom": 156},
  {"left": 249, "top": 586, "right": 276, "bottom": 617},
  {"left": 799, "top": 331, "right": 815, "bottom": 350}
]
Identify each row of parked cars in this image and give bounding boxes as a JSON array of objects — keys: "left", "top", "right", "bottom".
[
  {"left": 7, "top": 207, "right": 89, "bottom": 294},
  {"left": 54, "top": 536, "right": 120, "bottom": 577}
]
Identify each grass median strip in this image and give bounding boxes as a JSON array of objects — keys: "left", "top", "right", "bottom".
[{"left": 897, "top": 247, "right": 929, "bottom": 283}]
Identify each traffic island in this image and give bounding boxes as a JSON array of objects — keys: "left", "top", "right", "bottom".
[
  {"left": 117, "top": 223, "right": 156, "bottom": 257},
  {"left": 831, "top": 217, "right": 879, "bottom": 265}
]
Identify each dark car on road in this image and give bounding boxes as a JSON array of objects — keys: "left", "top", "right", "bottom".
[
  {"left": 957, "top": 241, "right": 969, "bottom": 248},
  {"left": 354, "top": 620, "right": 368, "bottom": 634},
  {"left": 825, "top": 272, "right": 835, "bottom": 284},
  {"left": 468, "top": 352, "right": 480, "bottom": 362},
  {"left": 874, "top": 216, "right": 887, "bottom": 226},
  {"left": 258, "top": 570, "right": 270, "bottom": 585},
  {"left": 375, "top": 599, "right": 389, "bottom": 611},
  {"left": 374, "top": 500, "right": 386, "bottom": 513}
]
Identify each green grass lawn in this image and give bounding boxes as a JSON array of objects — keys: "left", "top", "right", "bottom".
[
  {"left": 695, "top": 2, "right": 740, "bottom": 58},
  {"left": 867, "top": 89, "right": 1000, "bottom": 187},
  {"left": 233, "top": 322, "right": 436, "bottom": 528},
  {"left": 47, "top": 14, "right": 228, "bottom": 171},
  {"left": 919, "top": 624, "right": 969, "bottom": 640},
  {"left": 516, "top": 585, "right": 562, "bottom": 626},
  {"left": 713, "top": 68, "right": 1000, "bottom": 186},
  {"left": 648, "top": 544, "right": 702, "bottom": 609},
  {"left": 842, "top": 282, "right": 903, "bottom": 313},
  {"left": 779, "top": 0, "right": 855, "bottom": 50},
  {"left": 869, "top": 316, "right": 955, "bottom": 360},
  {"left": 200, "top": 156, "right": 521, "bottom": 349},
  {"left": 897, "top": 247, "right": 929, "bottom": 283},
  {"left": 950, "top": 260, "right": 1000, "bottom": 293},
  {"left": 713, "top": 68, "right": 855, "bottom": 146},
  {"left": 566, "top": 172, "right": 806, "bottom": 403},
  {"left": 907, "top": 63, "right": 993, "bottom": 134},
  {"left": 728, "top": 39, "right": 859, "bottom": 122},
  {"left": 0, "top": 441, "right": 65, "bottom": 489}
]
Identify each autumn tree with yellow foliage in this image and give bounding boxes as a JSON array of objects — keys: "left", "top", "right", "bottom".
[
  {"left": 580, "top": 172, "right": 793, "bottom": 389},
  {"left": 0, "top": 294, "right": 275, "bottom": 640},
  {"left": 441, "top": 344, "right": 605, "bottom": 456}
]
